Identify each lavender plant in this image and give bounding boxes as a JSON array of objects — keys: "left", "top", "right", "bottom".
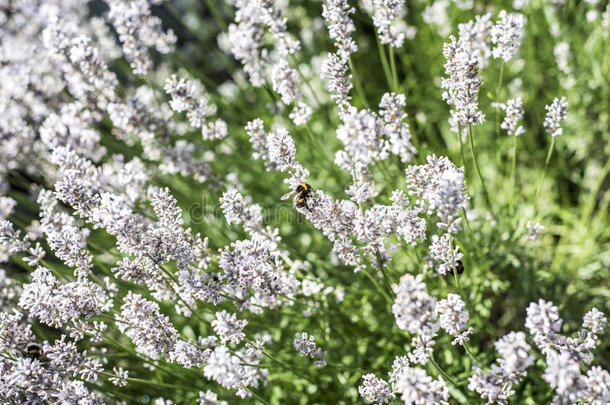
[{"left": 0, "top": 0, "right": 608, "bottom": 404}]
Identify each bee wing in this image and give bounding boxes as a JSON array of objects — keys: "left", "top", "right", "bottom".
[{"left": 280, "top": 191, "right": 294, "bottom": 200}]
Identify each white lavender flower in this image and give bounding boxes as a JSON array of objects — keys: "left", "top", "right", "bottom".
[
  {"left": 543, "top": 97, "right": 568, "bottom": 137},
  {"left": 495, "top": 331, "right": 534, "bottom": 379},
  {"left": 18, "top": 267, "right": 111, "bottom": 328},
  {"left": 429, "top": 234, "right": 463, "bottom": 276},
  {"left": 106, "top": 0, "right": 176, "bottom": 75},
  {"left": 289, "top": 101, "right": 313, "bottom": 126},
  {"left": 43, "top": 335, "right": 103, "bottom": 382},
  {"left": 497, "top": 98, "right": 526, "bottom": 136},
  {"left": 321, "top": 53, "right": 353, "bottom": 112},
  {"left": 322, "top": 0, "right": 358, "bottom": 59},
  {"left": 525, "top": 299, "right": 563, "bottom": 354},
  {"left": 219, "top": 233, "right": 298, "bottom": 305},
  {"left": 109, "top": 366, "right": 129, "bottom": 387},
  {"left": 441, "top": 36, "right": 485, "bottom": 126},
  {"left": 271, "top": 59, "right": 301, "bottom": 105},
  {"left": 371, "top": 0, "right": 407, "bottom": 48},
  {"left": 164, "top": 75, "right": 213, "bottom": 129},
  {"left": 212, "top": 310, "right": 247, "bottom": 345},
  {"left": 458, "top": 13, "right": 493, "bottom": 67},
  {"left": 468, "top": 332, "right": 534, "bottom": 404},
  {"left": 246, "top": 119, "right": 271, "bottom": 163},
  {"left": 408, "top": 333, "right": 436, "bottom": 365},
  {"left": 379, "top": 93, "right": 416, "bottom": 163},
  {"left": 202, "top": 119, "right": 229, "bottom": 141},
  {"left": 203, "top": 344, "right": 267, "bottom": 398},
  {"left": 544, "top": 351, "right": 583, "bottom": 402},
  {"left": 227, "top": 1, "right": 267, "bottom": 87},
  {"left": 406, "top": 154, "right": 469, "bottom": 233},
  {"left": 267, "top": 128, "right": 297, "bottom": 172},
  {"left": 0, "top": 311, "right": 32, "bottom": 351},
  {"left": 491, "top": 11, "right": 526, "bottom": 61},
  {"left": 294, "top": 332, "right": 327, "bottom": 367},
  {"left": 220, "top": 190, "right": 264, "bottom": 233},
  {"left": 394, "top": 364, "right": 449, "bottom": 405},
  {"left": 526, "top": 221, "right": 544, "bottom": 241},
  {"left": 581, "top": 308, "right": 607, "bottom": 335},
  {"left": 197, "top": 390, "right": 228, "bottom": 405},
  {"left": 468, "top": 331, "right": 533, "bottom": 403},
  {"left": 391, "top": 274, "right": 438, "bottom": 335},
  {"left": 118, "top": 291, "right": 178, "bottom": 360},
  {"left": 434, "top": 294, "right": 471, "bottom": 344},
  {"left": 525, "top": 299, "right": 563, "bottom": 337},
  {"left": 266, "top": 128, "right": 311, "bottom": 188},
  {"left": 257, "top": 0, "right": 300, "bottom": 56},
  {"left": 358, "top": 374, "right": 395, "bottom": 404},
  {"left": 580, "top": 366, "right": 610, "bottom": 404}
]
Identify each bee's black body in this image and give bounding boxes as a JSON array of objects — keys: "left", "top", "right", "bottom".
[
  {"left": 26, "top": 342, "right": 41, "bottom": 359},
  {"left": 294, "top": 183, "right": 312, "bottom": 210},
  {"left": 454, "top": 260, "right": 464, "bottom": 275}
]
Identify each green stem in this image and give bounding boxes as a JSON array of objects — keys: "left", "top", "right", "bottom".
[
  {"left": 583, "top": 158, "right": 610, "bottom": 222},
  {"left": 362, "top": 267, "right": 393, "bottom": 305},
  {"left": 468, "top": 124, "right": 493, "bottom": 213},
  {"left": 428, "top": 356, "right": 460, "bottom": 387},
  {"left": 246, "top": 389, "right": 271, "bottom": 405},
  {"left": 348, "top": 57, "right": 370, "bottom": 109},
  {"left": 457, "top": 123, "right": 466, "bottom": 167},
  {"left": 544, "top": 137, "right": 556, "bottom": 167},
  {"left": 290, "top": 54, "right": 322, "bottom": 106},
  {"left": 376, "top": 37, "right": 393, "bottom": 91},
  {"left": 495, "top": 61, "right": 505, "bottom": 137},
  {"left": 100, "top": 371, "right": 188, "bottom": 390},
  {"left": 389, "top": 46, "right": 398, "bottom": 92},
  {"left": 534, "top": 137, "right": 556, "bottom": 201},
  {"left": 509, "top": 135, "right": 518, "bottom": 213},
  {"left": 201, "top": 0, "right": 227, "bottom": 31}
]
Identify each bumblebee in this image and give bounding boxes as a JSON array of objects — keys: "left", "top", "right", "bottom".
[
  {"left": 25, "top": 342, "right": 42, "bottom": 359},
  {"left": 453, "top": 260, "right": 464, "bottom": 275},
  {"left": 281, "top": 183, "right": 313, "bottom": 211}
]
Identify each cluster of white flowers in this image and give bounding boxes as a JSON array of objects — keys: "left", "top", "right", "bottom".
[
  {"left": 106, "top": 0, "right": 176, "bottom": 75},
  {"left": 434, "top": 293, "right": 473, "bottom": 345},
  {"left": 164, "top": 75, "right": 227, "bottom": 140},
  {"left": 322, "top": 0, "right": 358, "bottom": 59},
  {"left": 442, "top": 35, "right": 485, "bottom": 127},
  {"left": 394, "top": 364, "right": 449, "bottom": 405},
  {"left": 526, "top": 221, "right": 545, "bottom": 240},
  {"left": 491, "top": 11, "right": 526, "bottom": 62},
  {"left": 204, "top": 340, "right": 268, "bottom": 398},
  {"left": 358, "top": 373, "right": 395, "bottom": 404},
  {"left": 294, "top": 332, "right": 327, "bottom": 367},
  {"left": 543, "top": 97, "right": 568, "bottom": 137},
  {"left": 371, "top": 0, "right": 407, "bottom": 47},
  {"left": 468, "top": 331, "right": 534, "bottom": 404},
  {"left": 406, "top": 154, "right": 469, "bottom": 234},
  {"left": 19, "top": 266, "right": 112, "bottom": 329},
  {"left": 524, "top": 300, "right": 609, "bottom": 403},
  {"left": 271, "top": 60, "right": 302, "bottom": 105},
  {"left": 226, "top": 1, "right": 267, "bottom": 86},
  {"left": 212, "top": 310, "right": 247, "bottom": 345},
  {"left": 428, "top": 234, "right": 463, "bottom": 276},
  {"left": 226, "top": 0, "right": 311, "bottom": 125},
  {"left": 42, "top": 18, "right": 118, "bottom": 109},
  {"left": 335, "top": 94, "right": 416, "bottom": 204},
  {"left": 391, "top": 274, "right": 438, "bottom": 336},
  {"left": 0, "top": 325, "right": 104, "bottom": 403},
  {"left": 494, "top": 98, "right": 526, "bottom": 136},
  {"left": 321, "top": 52, "right": 354, "bottom": 113},
  {"left": 458, "top": 13, "right": 493, "bottom": 67}
]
